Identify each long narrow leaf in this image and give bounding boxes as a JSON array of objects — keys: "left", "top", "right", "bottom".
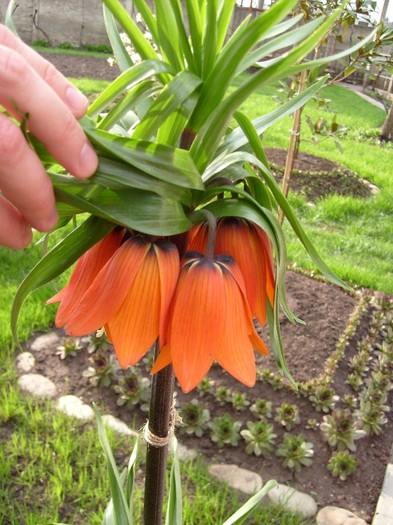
[
  {"left": 11, "top": 216, "right": 114, "bottom": 345},
  {"left": 222, "top": 480, "right": 277, "bottom": 525},
  {"left": 219, "top": 75, "right": 329, "bottom": 155},
  {"left": 103, "top": 5, "right": 133, "bottom": 72},
  {"left": 87, "top": 60, "right": 171, "bottom": 117},
  {"left": 189, "top": 0, "right": 298, "bottom": 130},
  {"left": 98, "top": 81, "right": 159, "bottom": 131},
  {"left": 103, "top": 0, "right": 159, "bottom": 63},
  {"left": 216, "top": 0, "right": 237, "bottom": 50},
  {"left": 94, "top": 408, "right": 133, "bottom": 525},
  {"left": 165, "top": 438, "right": 182, "bottom": 525},
  {"left": 54, "top": 187, "right": 192, "bottom": 236},
  {"left": 185, "top": 0, "right": 204, "bottom": 75},
  {"left": 201, "top": 0, "right": 218, "bottom": 78},
  {"left": 155, "top": 0, "right": 185, "bottom": 71},
  {"left": 132, "top": 71, "right": 202, "bottom": 140},
  {"left": 82, "top": 118, "right": 203, "bottom": 191}
]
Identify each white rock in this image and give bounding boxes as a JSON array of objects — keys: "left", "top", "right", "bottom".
[
  {"left": 57, "top": 395, "right": 95, "bottom": 420},
  {"left": 209, "top": 464, "right": 263, "bottom": 495},
  {"left": 16, "top": 352, "right": 35, "bottom": 373},
  {"left": 317, "top": 506, "right": 368, "bottom": 525},
  {"left": 177, "top": 442, "right": 198, "bottom": 462},
  {"left": 268, "top": 483, "right": 318, "bottom": 518},
  {"left": 102, "top": 414, "right": 137, "bottom": 436},
  {"left": 18, "top": 373, "right": 57, "bottom": 398},
  {"left": 30, "top": 332, "right": 60, "bottom": 352}
]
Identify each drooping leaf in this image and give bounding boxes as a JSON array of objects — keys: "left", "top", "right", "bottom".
[{"left": 54, "top": 187, "right": 192, "bottom": 235}]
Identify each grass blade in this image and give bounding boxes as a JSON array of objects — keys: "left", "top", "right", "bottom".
[{"left": 222, "top": 480, "right": 277, "bottom": 525}]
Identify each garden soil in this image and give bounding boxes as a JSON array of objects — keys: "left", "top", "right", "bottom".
[{"left": 24, "top": 52, "right": 392, "bottom": 522}]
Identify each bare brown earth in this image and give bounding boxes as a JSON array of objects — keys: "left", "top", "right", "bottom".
[{"left": 20, "top": 53, "right": 391, "bottom": 522}]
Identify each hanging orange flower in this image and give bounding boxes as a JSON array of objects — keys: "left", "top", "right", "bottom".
[
  {"left": 152, "top": 252, "right": 269, "bottom": 393},
  {"left": 189, "top": 218, "right": 275, "bottom": 325},
  {"left": 48, "top": 232, "right": 180, "bottom": 368}
]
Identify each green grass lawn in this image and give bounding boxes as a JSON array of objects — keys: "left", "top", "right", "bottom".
[{"left": 0, "top": 75, "right": 391, "bottom": 523}]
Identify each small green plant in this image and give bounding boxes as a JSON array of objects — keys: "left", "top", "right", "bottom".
[
  {"left": 320, "top": 410, "right": 366, "bottom": 451},
  {"left": 87, "top": 330, "right": 111, "bottom": 354},
  {"left": 209, "top": 414, "right": 241, "bottom": 448},
  {"left": 55, "top": 337, "right": 82, "bottom": 360},
  {"left": 241, "top": 420, "right": 277, "bottom": 457},
  {"left": 250, "top": 399, "right": 273, "bottom": 420},
  {"left": 346, "top": 372, "right": 363, "bottom": 392},
  {"left": 214, "top": 386, "right": 231, "bottom": 405},
  {"left": 274, "top": 403, "right": 300, "bottom": 430},
  {"left": 179, "top": 399, "right": 210, "bottom": 437},
  {"left": 276, "top": 434, "right": 314, "bottom": 471},
  {"left": 82, "top": 349, "right": 119, "bottom": 387},
  {"left": 309, "top": 385, "right": 339, "bottom": 413},
  {"left": 230, "top": 391, "right": 250, "bottom": 411},
  {"left": 327, "top": 451, "right": 358, "bottom": 480},
  {"left": 197, "top": 377, "right": 213, "bottom": 396},
  {"left": 113, "top": 367, "right": 150, "bottom": 411},
  {"left": 355, "top": 400, "right": 389, "bottom": 436},
  {"left": 348, "top": 351, "right": 370, "bottom": 376},
  {"left": 342, "top": 394, "right": 358, "bottom": 410}
]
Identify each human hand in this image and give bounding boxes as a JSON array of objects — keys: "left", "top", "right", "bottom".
[{"left": 0, "top": 24, "right": 98, "bottom": 249}]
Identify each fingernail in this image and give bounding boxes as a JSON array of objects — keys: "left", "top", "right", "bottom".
[
  {"left": 66, "top": 85, "right": 89, "bottom": 113},
  {"left": 79, "top": 142, "right": 98, "bottom": 178}
]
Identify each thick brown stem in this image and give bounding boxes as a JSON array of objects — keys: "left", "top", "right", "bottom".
[{"left": 143, "top": 343, "right": 175, "bottom": 525}]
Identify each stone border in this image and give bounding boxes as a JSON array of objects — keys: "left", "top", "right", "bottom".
[{"left": 372, "top": 444, "right": 393, "bottom": 525}]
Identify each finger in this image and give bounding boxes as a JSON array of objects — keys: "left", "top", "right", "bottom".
[
  {"left": 0, "top": 45, "right": 98, "bottom": 178},
  {"left": 0, "top": 194, "right": 32, "bottom": 250},
  {"left": 0, "top": 25, "right": 88, "bottom": 118},
  {"left": 0, "top": 112, "right": 58, "bottom": 232}
]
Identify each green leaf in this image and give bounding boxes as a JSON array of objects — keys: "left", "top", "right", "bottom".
[
  {"left": 54, "top": 187, "right": 192, "bottom": 236},
  {"left": 165, "top": 438, "right": 182, "bottom": 525},
  {"left": 219, "top": 75, "right": 329, "bottom": 155},
  {"left": 132, "top": 71, "right": 202, "bottom": 140},
  {"left": 238, "top": 16, "right": 326, "bottom": 74},
  {"left": 201, "top": 0, "right": 218, "bottom": 78},
  {"left": 87, "top": 60, "right": 171, "bottom": 117},
  {"left": 98, "top": 81, "right": 159, "bottom": 131},
  {"left": 184, "top": 0, "right": 204, "bottom": 75},
  {"left": 222, "top": 480, "right": 277, "bottom": 525},
  {"left": 168, "top": 0, "right": 196, "bottom": 72},
  {"left": 216, "top": 0, "right": 237, "bottom": 51},
  {"left": 132, "top": 0, "right": 158, "bottom": 43},
  {"left": 189, "top": 0, "right": 298, "bottom": 130},
  {"left": 82, "top": 118, "right": 203, "bottom": 191},
  {"left": 94, "top": 407, "right": 133, "bottom": 525},
  {"left": 92, "top": 156, "right": 192, "bottom": 205},
  {"left": 103, "top": 5, "right": 133, "bottom": 72},
  {"left": 155, "top": 0, "right": 185, "bottom": 71},
  {"left": 5, "top": 0, "right": 19, "bottom": 35},
  {"left": 103, "top": 0, "right": 159, "bottom": 63},
  {"left": 11, "top": 216, "right": 114, "bottom": 346}
]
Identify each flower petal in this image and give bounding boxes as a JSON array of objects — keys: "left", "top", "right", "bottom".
[
  {"left": 215, "top": 265, "right": 256, "bottom": 387},
  {"left": 107, "top": 244, "right": 161, "bottom": 368},
  {"left": 51, "top": 229, "right": 123, "bottom": 326},
  {"left": 166, "top": 257, "right": 226, "bottom": 393},
  {"left": 155, "top": 241, "right": 180, "bottom": 348},
  {"left": 64, "top": 237, "right": 150, "bottom": 336}
]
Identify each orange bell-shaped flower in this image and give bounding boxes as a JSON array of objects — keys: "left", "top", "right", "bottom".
[
  {"left": 48, "top": 233, "right": 180, "bottom": 368},
  {"left": 152, "top": 252, "right": 268, "bottom": 393},
  {"left": 189, "top": 218, "right": 275, "bottom": 325}
]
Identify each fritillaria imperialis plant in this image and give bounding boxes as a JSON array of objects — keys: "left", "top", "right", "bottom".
[{"left": 9, "top": 0, "right": 373, "bottom": 523}]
